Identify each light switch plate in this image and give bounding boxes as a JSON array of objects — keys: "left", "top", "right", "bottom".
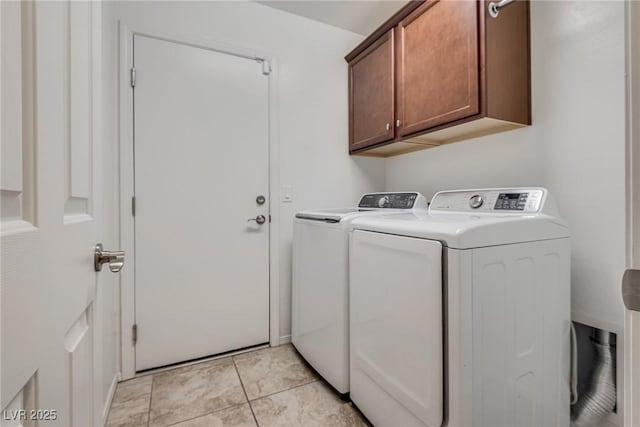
[{"left": 282, "top": 185, "right": 293, "bottom": 203}]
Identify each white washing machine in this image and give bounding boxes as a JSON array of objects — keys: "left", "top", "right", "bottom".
[
  {"left": 349, "top": 188, "right": 571, "bottom": 427},
  {"left": 292, "top": 192, "right": 428, "bottom": 395}
]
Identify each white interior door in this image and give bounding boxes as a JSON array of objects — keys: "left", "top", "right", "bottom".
[
  {"left": 1, "top": 2, "right": 108, "bottom": 426},
  {"left": 133, "top": 35, "right": 270, "bottom": 371}
]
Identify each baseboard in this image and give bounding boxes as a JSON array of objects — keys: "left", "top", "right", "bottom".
[
  {"left": 102, "top": 372, "right": 121, "bottom": 426},
  {"left": 279, "top": 334, "right": 291, "bottom": 344}
]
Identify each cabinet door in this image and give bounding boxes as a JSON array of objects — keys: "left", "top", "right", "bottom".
[
  {"left": 349, "top": 29, "right": 395, "bottom": 151},
  {"left": 397, "top": 0, "right": 479, "bottom": 137}
]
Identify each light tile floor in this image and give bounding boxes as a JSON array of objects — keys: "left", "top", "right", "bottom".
[{"left": 106, "top": 344, "right": 368, "bottom": 427}]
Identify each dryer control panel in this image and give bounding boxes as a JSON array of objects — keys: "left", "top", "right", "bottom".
[{"left": 430, "top": 188, "right": 546, "bottom": 214}]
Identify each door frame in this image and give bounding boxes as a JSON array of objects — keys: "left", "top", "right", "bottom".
[
  {"left": 625, "top": 0, "right": 640, "bottom": 425},
  {"left": 118, "top": 23, "right": 281, "bottom": 380}
]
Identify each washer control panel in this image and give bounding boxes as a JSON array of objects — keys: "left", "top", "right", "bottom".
[
  {"left": 430, "top": 188, "right": 545, "bottom": 213},
  {"left": 359, "top": 192, "right": 419, "bottom": 209}
]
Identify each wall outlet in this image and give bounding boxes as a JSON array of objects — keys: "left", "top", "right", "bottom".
[{"left": 282, "top": 185, "right": 293, "bottom": 203}]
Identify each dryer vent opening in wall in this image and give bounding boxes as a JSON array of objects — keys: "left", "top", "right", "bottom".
[{"left": 571, "top": 322, "right": 618, "bottom": 427}]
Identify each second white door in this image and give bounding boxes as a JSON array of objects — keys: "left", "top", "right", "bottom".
[{"left": 133, "top": 35, "right": 270, "bottom": 371}]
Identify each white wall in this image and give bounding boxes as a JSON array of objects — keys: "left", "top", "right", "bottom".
[
  {"left": 101, "top": 1, "right": 385, "bottom": 343},
  {"left": 385, "top": 1, "right": 626, "bottom": 332}
]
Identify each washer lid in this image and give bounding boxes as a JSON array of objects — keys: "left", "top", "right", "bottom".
[
  {"left": 295, "top": 208, "right": 366, "bottom": 222},
  {"left": 350, "top": 188, "right": 569, "bottom": 249},
  {"left": 295, "top": 207, "right": 415, "bottom": 223}
]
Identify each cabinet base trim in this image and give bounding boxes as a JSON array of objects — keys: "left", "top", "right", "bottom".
[
  {"left": 352, "top": 117, "right": 526, "bottom": 157},
  {"left": 404, "top": 117, "right": 525, "bottom": 145}
]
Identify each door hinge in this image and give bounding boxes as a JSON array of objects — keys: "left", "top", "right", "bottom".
[
  {"left": 132, "top": 196, "right": 136, "bottom": 216},
  {"left": 259, "top": 59, "right": 271, "bottom": 76},
  {"left": 269, "top": 214, "right": 272, "bottom": 223},
  {"left": 132, "top": 324, "right": 138, "bottom": 345},
  {"left": 130, "top": 67, "right": 136, "bottom": 87}
]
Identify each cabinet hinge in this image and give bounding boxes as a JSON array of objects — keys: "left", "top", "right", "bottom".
[
  {"left": 132, "top": 324, "right": 138, "bottom": 345},
  {"left": 132, "top": 196, "right": 136, "bottom": 216},
  {"left": 130, "top": 67, "right": 136, "bottom": 87}
]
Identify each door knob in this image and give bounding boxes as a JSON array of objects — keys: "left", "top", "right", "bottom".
[
  {"left": 94, "top": 243, "right": 125, "bottom": 273},
  {"left": 248, "top": 215, "right": 266, "bottom": 225}
]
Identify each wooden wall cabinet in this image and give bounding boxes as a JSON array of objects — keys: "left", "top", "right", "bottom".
[
  {"left": 349, "top": 30, "right": 395, "bottom": 151},
  {"left": 346, "top": 0, "right": 531, "bottom": 157}
]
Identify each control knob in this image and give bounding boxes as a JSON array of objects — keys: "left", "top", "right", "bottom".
[{"left": 469, "top": 194, "right": 484, "bottom": 209}]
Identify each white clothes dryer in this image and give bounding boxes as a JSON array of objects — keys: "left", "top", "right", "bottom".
[
  {"left": 349, "top": 188, "right": 570, "bottom": 427},
  {"left": 292, "top": 192, "right": 428, "bottom": 396}
]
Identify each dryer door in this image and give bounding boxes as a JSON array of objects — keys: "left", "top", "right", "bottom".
[{"left": 350, "top": 230, "right": 443, "bottom": 427}]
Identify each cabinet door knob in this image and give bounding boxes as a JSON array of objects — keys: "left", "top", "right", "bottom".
[
  {"left": 396, "top": 119, "right": 401, "bottom": 128},
  {"left": 386, "top": 123, "right": 391, "bottom": 131}
]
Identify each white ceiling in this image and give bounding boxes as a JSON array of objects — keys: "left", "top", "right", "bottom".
[{"left": 256, "top": 1, "right": 406, "bottom": 36}]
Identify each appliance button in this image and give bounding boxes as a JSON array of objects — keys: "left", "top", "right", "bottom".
[{"left": 469, "top": 194, "right": 484, "bottom": 209}]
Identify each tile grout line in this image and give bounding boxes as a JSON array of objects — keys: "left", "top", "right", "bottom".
[
  {"left": 232, "top": 356, "right": 261, "bottom": 427},
  {"left": 163, "top": 403, "right": 249, "bottom": 427},
  {"left": 248, "top": 378, "right": 320, "bottom": 403},
  {"left": 146, "top": 375, "right": 155, "bottom": 427}
]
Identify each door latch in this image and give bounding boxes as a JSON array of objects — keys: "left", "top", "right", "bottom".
[{"left": 622, "top": 269, "right": 640, "bottom": 312}]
